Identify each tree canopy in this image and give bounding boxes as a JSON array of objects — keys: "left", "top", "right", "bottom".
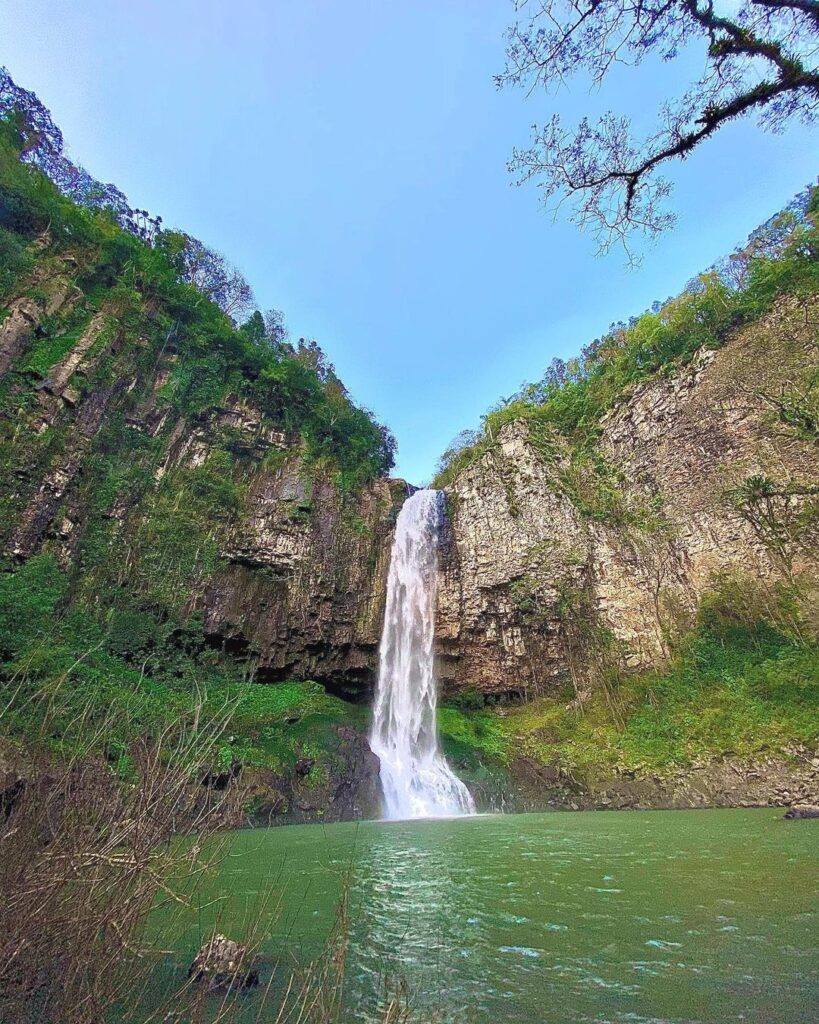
[{"left": 0, "top": 66, "right": 257, "bottom": 320}]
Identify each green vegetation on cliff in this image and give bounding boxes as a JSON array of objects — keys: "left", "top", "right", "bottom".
[
  {"left": 433, "top": 185, "right": 819, "bottom": 795},
  {"left": 0, "top": 84, "right": 384, "bottom": 814},
  {"left": 0, "top": 554, "right": 363, "bottom": 797},
  {"left": 2, "top": 69, "right": 817, "bottom": 821},
  {"left": 0, "top": 111, "right": 395, "bottom": 488},
  {"left": 440, "top": 578, "right": 819, "bottom": 786},
  {"left": 0, "top": 92, "right": 396, "bottom": 675},
  {"left": 434, "top": 188, "right": 819, "bottom": 490}
]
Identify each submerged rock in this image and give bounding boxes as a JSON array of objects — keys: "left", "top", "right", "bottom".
[{"left": 188, "top": 934, "right": 259, "bottom": 992}]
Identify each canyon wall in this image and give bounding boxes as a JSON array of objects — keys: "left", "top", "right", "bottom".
[
  {"left": 3, "top": 105, "right": 816, "bottom": 820},
  {"left": 1, "top": 254, "right": 404, "bottom": 698},
  {"left": 5, "top": 272, "right": 816, "bottom": 709},
  {"left": 437, "top": 296, "right": 819, "bottom": 697}
]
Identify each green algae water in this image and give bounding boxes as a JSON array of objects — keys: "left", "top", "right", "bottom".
[{"left": 148, "top": 810, "right": 817, "bottom": 1023}]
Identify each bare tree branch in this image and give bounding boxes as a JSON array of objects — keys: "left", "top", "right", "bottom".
[{"left": 498, "top": 0, "right": 819, "bottom": 254}]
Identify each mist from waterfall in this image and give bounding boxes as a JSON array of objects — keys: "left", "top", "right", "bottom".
[{"left": 370, "top": 489, "right": 476, "bottom": 820}]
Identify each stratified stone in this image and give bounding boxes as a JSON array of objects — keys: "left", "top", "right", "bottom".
[{"left": 437, "top": 296, "right": 819, "bottom": 696}]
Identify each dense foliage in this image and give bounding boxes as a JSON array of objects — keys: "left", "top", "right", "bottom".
[{"left": 0, "top": 555, "right": 362, "bottom": 786}]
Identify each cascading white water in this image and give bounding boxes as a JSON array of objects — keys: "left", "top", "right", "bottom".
[{"left": 370, "top": 488, "right": 476, "bottom": 820}]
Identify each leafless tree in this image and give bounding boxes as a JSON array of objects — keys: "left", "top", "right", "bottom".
[
  {"left": 171, "top": 233, "right": 256, "bottom": 321},
  {"left": 497, "top": 0, "right": 819, "bottom": 254},
  {"left": 264, "top": 307, "right": 290, "bottom": 347}
]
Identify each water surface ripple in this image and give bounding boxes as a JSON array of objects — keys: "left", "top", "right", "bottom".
[{"left": 152, "top": 810, "right": 819, "bottom": 1023}]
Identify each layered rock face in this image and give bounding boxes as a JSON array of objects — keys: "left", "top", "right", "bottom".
[
  {"left": 6, "top": 257, "right": 815, "bottom": 713},
  {"left": 6, "top": 390, "right": 402, "bottom": 693},
  {"left": 199, "top": 455, "right": 403, "bottom": 693},
  {"left": 154, "top": 404, "right": 404, "bottom": 691},
  {"left": 3, "top": 246, "right": 817, "bottom": 822},
  {"left": 437, "top": 297, "right": 819, "bottom": 696},
  {"left": 0, "top": 258, "right": 404, "bottom": 697}
]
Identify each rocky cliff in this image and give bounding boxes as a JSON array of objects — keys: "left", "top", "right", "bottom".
[
  {"left": 2, "top": 98, "right": 817, "bottom": 818},
  {"left": 1, "top": 258, "right": 404, "bottom": 700},
  {"left": 3, "top": 264, "right": 818, "bottom": 819},
  {"left": 0, "top": 108, "right": 406, "bottom": 824},
  {"left": 0, "top": 250, "right": 406, "bottom": 823},
  {"left": 437, "top": 296, "right": 819, "bottom": 697}
]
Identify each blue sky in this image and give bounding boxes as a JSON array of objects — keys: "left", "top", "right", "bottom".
[{"left": 2, "top": 1, "right": 816, "bottom": 483}]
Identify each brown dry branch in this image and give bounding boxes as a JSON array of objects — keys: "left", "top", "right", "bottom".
[
  {"left": 0, "top": 681, "right": 242, "bottom": 1024},
  {"left": 0, "top": 671, "right": 418, "bottom": 1024}
]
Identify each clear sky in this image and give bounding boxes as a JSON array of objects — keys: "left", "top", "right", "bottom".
[{"left": 2, "top": 1, "right": 816, "bottom": 483}]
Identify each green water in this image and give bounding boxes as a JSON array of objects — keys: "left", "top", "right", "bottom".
[{"left": 150, "top": 810, "right": 818, "bottom": 1023}]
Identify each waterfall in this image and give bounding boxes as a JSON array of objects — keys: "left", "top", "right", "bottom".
[{"left": 370, "top": 488, "right": 476, "bottom": 820}]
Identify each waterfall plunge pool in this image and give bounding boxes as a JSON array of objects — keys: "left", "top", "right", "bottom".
[{"left": 146, "top": 809, "right": 818, "bottom": 1023}]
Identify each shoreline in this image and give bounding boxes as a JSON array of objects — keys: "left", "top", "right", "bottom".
[{"left": 245, "top": 749, "right": 819, "bottom": 826}]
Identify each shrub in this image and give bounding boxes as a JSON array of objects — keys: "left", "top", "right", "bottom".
[{"left": 0, "top": 225, "right": 31, "bottom": 299}]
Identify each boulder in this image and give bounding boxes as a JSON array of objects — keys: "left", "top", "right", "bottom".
[
  {"left": 188, "top": 934, "right": 259, "bottom": 992},
  {"left": 784, "top": 806, "right": 819, "bottom": 819}
]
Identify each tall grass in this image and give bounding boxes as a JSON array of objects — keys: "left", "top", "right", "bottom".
[
  {"left": 438, "top": 575, "right": 819, "bottom": 785},
  {"left": 0, "top": 671, "right": 412, "bottom": 1024},
  {"left": 0, "top": 666, "right": 241, "bottom": 1023}
]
